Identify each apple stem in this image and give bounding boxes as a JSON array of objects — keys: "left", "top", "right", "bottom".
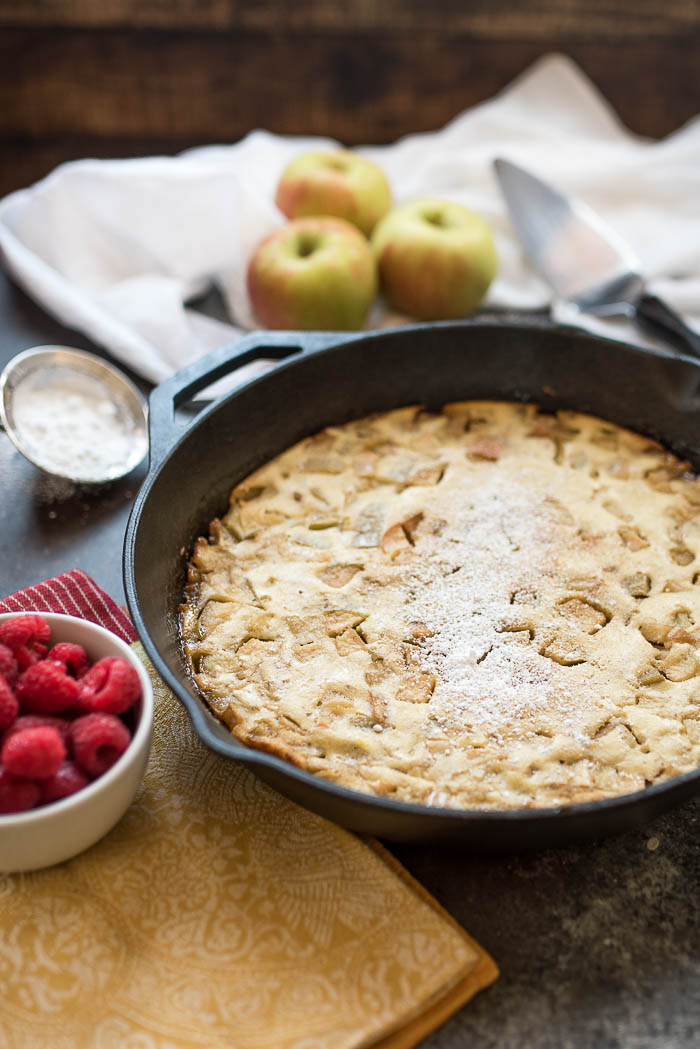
[
  {"left": 424, "top": 209, "right": 448, "bottom": 228},
  {"left": 296, "top": 234, "right": 319, "bottom": 257}
]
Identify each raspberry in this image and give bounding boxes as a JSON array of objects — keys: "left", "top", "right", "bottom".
[
  {"left": 2, "top": 714, "right": 71, "bottom": 748},
  {"left": 78, "top": 657, "right": 141, "bottom": 715},
  {"left": 0, "top": 643, "right": 18, "bottom": 687},
  {"left": 0, "top": 614, "right": 50, "bottom": 653},
  {"left": 70, "top": 713, "right": 131, "bottom": 777},
  {"left": 41, "top": 760, "right": 90, "bottom": 804},
  {"left": 15, "top": 643, "right": 49, "bottom": 672},
  {"left": 48, "top": 643, "right": 89, "bottom": 678},
  {"left": 0, "top": 677, "right": 18, "bottom": 732},
  {"left": 0, "top": 767, "right": 40, "bottom": 814},
  {"left": 1, "top": 726, "right": 66, "bottom": 780},
  {"left": 15, "top": 660, "right": 80, "bottom": 714}
]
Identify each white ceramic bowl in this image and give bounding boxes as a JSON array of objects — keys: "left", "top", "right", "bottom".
[{"left": 0, "top": 611, "right": 154, "bottom": 872}]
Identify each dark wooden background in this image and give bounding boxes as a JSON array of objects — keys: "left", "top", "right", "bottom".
[{"left": 0, "top": 0, "right": 699, "bottom": 198}]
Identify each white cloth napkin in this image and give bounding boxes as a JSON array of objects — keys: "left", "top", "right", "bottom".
[{"left": 1, "top": 52, "right": 699, "bottom": 384}]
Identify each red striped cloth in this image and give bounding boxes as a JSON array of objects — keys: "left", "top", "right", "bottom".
[{"left": 0, "top": 570, "right": 137, "bottom": 644}]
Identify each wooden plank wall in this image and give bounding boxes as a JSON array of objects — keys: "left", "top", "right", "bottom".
[{"left": 0, "top": 1, "right": 698, "bottom": 197}]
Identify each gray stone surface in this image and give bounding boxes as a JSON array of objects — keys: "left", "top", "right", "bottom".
[{"left": 394, "top": 797, "right": 700, "bottom": 1048}]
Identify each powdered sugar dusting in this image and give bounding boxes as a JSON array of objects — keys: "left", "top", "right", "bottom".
[{"left": 405, "top": 470, "right": 585, "bottom": 733}]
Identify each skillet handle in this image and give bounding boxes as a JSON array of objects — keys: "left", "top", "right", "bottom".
[{"left": 147, "top": 330, "right": 356, "bottom": 469}]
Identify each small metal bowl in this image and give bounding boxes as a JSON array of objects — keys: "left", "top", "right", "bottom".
[{"left": 0, "top": 346, "right": 149, "bottom": 484}]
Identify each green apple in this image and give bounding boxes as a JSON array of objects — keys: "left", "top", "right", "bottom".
[
  {"left": 247, "top": 216, "right": 378, "bottom": 330},
  {"left": 275, "top": 150, "right": 392, "bottom": 237},
  {"left": 371, "top": 198, "right": 498, "bottom": 320}
]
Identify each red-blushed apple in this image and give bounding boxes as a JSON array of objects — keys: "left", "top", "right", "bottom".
[
  {"left": 371, "top": 198, "right": 498, "bottom": 320},
  {"left": 275, "top": 150, "right": 392, "bottom": 237},
  {"left": 247, "top": 217, "right": 378, "bottom": 330}
]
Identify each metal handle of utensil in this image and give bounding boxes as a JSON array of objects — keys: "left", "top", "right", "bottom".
[
  {"left": 636, "top": 293, "right": 700, "bottom": 362},
  {"left": 147, "top": 330, "right": 361, "bottom": 470}
]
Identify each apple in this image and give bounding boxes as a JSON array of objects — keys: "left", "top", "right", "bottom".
[
  {"left": 275, "top": 150, "right": 392, "bottom": 237},
  {"left": 371, "top": 198, "right": 498, "bottom": 320},
  {"left": 247, "top": 216, "right": 378, "bottom": 330}
]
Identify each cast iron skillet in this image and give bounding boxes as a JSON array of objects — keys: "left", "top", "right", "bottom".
[{"left": 124, "top": 320, "right": 700, "bottom": 848}]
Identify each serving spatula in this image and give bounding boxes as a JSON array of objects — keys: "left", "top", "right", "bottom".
[{"left": 493, "top": 157, "right": 700, "bottom": 360}]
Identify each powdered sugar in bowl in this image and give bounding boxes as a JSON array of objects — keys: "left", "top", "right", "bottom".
[{"left": 0, "top": 346, "right": 148, "bottom": 484}]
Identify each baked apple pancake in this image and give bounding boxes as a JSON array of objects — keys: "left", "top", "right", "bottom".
[{"left": 180, "top": 401, "right": 700, "bottom": 810}]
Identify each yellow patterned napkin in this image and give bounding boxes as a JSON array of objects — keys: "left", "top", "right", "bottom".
[{"left": 0, "top": 651, "right": 497, "bottom": 1049}]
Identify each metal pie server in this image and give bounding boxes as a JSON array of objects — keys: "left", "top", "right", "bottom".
[{"left": 493, "top": 157, "right": 700, "bottom": 360}]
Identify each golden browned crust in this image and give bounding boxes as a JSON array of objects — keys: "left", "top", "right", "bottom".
[{"left": 180, "top": 401, "right": 700, "bottom": 810}]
